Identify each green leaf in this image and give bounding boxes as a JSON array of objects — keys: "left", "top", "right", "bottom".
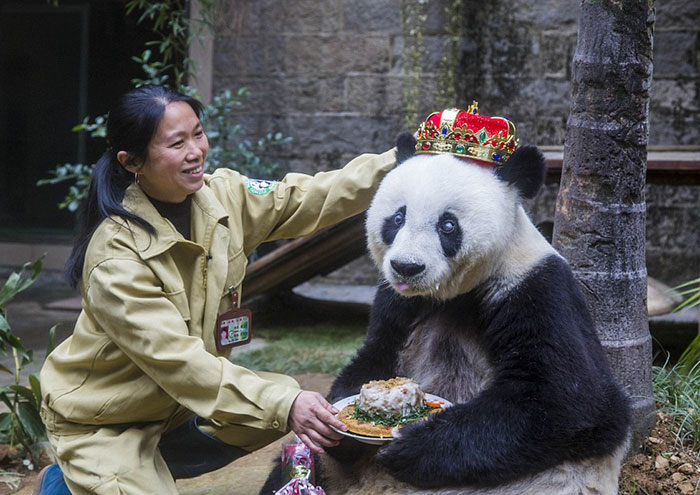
[
  {"left": 0, "top": 257, "right": 44, "bottom": 307},
  {"left": 46, "top": 325, "right": 58, "bottom": 357},
  {"left": 9, "top": 386, "right": 37, "bottom": 408},
  {"left": 0, "top": 392, "right": 13, "bottom": 410},
  {"left": 17, "top": 402, "right": 45, "bottom": 442},
  {"left": 29, "top": 374, "right": 42, "bottom": 406}
]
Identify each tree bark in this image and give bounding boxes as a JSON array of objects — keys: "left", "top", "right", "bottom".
[{"left": 553, "top": 0, "right": 655, "bottom": 449}]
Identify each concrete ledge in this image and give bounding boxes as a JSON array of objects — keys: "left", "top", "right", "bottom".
[{"left": 0, "top": 242, "right": 71, "bottom": 271}]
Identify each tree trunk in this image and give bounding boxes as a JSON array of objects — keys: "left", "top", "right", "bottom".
[{"left": 553, "top": 0, "right": 655, "bottom": 450}]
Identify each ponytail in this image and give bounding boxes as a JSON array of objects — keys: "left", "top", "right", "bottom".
[{"left": 64, "top": 152, "right": 155, "bottom": 289}]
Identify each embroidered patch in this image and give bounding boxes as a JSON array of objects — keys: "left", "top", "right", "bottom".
[{"left": 246, "top": 178, "right": 276, "bottom": 195}]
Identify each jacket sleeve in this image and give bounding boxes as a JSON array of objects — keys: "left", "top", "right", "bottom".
[
  {"left": 209, "top": 149, "right": 396, "bottom": 255},
  {"left": 84, "top": 255, "right": 300, "bottom": 432}
]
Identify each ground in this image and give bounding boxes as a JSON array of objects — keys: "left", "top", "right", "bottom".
[
  {"left": 1, "top": 373, "right": 697, "bottom": 494},
  {"left": 620, "top": 410, "right": 700, "bottom": 495}
]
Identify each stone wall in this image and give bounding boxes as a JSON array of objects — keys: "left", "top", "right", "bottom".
[{"left": 213, "top": 0, "right": 700, "bottom": 287}]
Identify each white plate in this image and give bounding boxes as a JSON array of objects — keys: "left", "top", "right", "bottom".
[{"left": 330, "top": 393, "right": 453, "bottom": 445}]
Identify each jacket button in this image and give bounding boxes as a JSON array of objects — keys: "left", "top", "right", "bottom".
[{"left": 272, "top": 420, "right": 280, "bottom": 429}]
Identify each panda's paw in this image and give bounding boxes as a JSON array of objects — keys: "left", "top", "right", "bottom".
[{"left": 375, "top": 430, "right": 439, "bottom": 488}]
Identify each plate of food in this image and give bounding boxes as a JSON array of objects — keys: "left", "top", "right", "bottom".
[{"left": 331, "top": 377, "right": 452, "bottom": 445}]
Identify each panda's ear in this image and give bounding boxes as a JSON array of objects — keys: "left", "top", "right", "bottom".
[
  {"left": 495, "top": 145, "right": 546, "bottom": 199},
  {"left": 395, "top": 132, "right": 417, "bottom": 165}
]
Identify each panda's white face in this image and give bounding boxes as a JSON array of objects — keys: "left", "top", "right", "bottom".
[{"left": 366, "top": 154, "right": 521, "bottom": 300}]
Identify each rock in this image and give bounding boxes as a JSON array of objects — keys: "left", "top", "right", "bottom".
[
  {"left": 648, "top": 436, "right": 662, "bottom": 444},
  {"left": 647, "top": 277, "right": 683, "bottom": 316},
  {"left": 679, "top": 482, "right": 695, "bottom": 494},
  {"left": 655, "top": 455, "right": 670, "bottom": 470},
  {"left": 679, "top": 463, "right": 696, "bottom": 475},
  {"left": 671, "top": 472, "right": 686, "bottom": 483},
  {"left": 670, "top": 455, "right": 682, "bottom": 465}
]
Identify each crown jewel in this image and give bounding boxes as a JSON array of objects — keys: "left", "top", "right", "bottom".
[{"left": 415, "top": 102, "right": 518, "bottom": 166}]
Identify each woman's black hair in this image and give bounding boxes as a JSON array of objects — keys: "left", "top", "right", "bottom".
[{"left": 65, "top": 85, "right": 205, "bottom": 288}]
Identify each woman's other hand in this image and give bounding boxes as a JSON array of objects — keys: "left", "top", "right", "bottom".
[{"left": 288, "top": 391, "right": 347, "bottom": 453}]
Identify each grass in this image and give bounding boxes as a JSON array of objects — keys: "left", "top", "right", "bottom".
[
  {"left": 230, "top": 322, "right": 366, "bottom": 375},
  {"left": 652, "top": 358, "right": 700, "bottom": 451}
]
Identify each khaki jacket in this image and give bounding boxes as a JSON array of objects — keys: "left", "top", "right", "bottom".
[{"left": 40, "top": 149, "right": 395, "bottom": 434}]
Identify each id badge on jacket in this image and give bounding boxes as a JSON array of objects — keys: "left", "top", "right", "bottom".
[{"left": 216, "top": 287, "right": 252, "bottom": 351}]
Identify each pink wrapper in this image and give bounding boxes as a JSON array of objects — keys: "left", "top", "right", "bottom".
[
  {"left": 281, "top": 441, "right": 315, "bottom": 484},
  {"left": 276, "top": 441, "right": 325, "bottom": 495},
  {"left": 274, "top": 478, "right": 326, "bottom": 495}
]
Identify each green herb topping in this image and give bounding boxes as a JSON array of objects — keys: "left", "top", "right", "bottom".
[{"left": 351, "top": 401, "right": 433, "bottom": 427}]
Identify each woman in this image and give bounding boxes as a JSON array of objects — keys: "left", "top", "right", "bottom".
[{"left": 36, "top": 85, "right": 396, "bottom": 494}]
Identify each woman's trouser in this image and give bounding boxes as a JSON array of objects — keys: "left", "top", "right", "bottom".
[{"left": 40, "top": 371, "right": 298, "bottom": 495}]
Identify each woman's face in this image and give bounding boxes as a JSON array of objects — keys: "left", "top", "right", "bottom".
[{"left": 132, "top": 101, "right": 209, "bottom": 203}]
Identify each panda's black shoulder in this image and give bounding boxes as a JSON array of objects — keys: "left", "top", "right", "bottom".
[
  {"left": 491, "top": 254, "right": 591, "bottom": 321},
  {"left": 478, "top": 253, "right": 603, "bottom": 367}
]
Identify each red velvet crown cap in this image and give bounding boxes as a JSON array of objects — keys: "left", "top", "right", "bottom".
[{"left": 415, "top": 103, "right": 518, "bottom": 167}]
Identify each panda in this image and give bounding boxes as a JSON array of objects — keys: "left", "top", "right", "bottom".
[{"left": 317, "top": 132, "right": 632, "bottom": 495}]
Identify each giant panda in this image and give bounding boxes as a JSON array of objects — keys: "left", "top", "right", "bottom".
[{"left": 317, "top": 131, "right": 632, "bottom": 495}]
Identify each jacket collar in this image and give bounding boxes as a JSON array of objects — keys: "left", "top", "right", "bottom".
[{"left": 121, "top": 181, "right": 229, "bottom": 260}]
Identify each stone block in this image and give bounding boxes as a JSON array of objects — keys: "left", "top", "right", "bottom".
[
  {"left": 646, "top": 206, "right": 700, "bottom": 252},
  {"left": 540, "top": 31, "right": 574, "bottom": 79},
  {"left": 278, "top": 0, "right": 342, "bottom": 34},
  {"left": 653, "top": 31, "right": 698, "bottom": 78},
  {"left": 319, "top": 76, "right": 348, "bottom": 113},
  {"left": 342, "top": 0, "right": 401, "bottom": 34},
  {"left": 646, "top": 183, "right": 700, "bottom": 208},
  {"left": 345, "top": 73, "right": 404, "bottom": 116},
  {"left": 646, "top": 249, "right": 700, "bottom": 287},
  {"left": 510, "top": 0, "right": 580, "bottom": 27},
  {"left": 655, "top": 0, "right": 700, "bottom": 30},
  {"left": 213, "top": 76, "right": 283, "bottom": 113},
  {"left": 214, "top": 35, "right": 287, "bottom": 78},
  {"left": 282, "top": 34, "right": 392, "bottom": 76},
  {"left": 534, "top": 116, "right": 567, "bottom": 146},
  {"left": 649, "top": 79, "right": 700, "bottom": 145},
  {"left": 275, "top": 114, "right": 400, "bottom": 155},
  {"left": 215, "top": 0, "right": 342, "bottom": 36}
]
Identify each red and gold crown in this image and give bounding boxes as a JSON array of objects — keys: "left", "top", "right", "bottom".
[{"left": 415, "top": 102, "right": 518, "bottom": 166}]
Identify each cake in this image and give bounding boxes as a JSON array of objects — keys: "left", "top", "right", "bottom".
[{"left": 337, "top": 377, "right": 444, "bottom": 438}]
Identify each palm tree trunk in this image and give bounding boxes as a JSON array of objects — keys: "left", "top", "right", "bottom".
[{"left": 553, "top": 0, "right": 656, "bottom": 449}]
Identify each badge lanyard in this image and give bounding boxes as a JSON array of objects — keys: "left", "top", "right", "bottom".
[{"left": 215, "top": 286, "right": 252, "bottom": 351}]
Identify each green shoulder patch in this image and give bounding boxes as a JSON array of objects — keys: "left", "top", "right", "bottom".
[{"left": 245, "top": 178, "right": 277, "bottom": 195}]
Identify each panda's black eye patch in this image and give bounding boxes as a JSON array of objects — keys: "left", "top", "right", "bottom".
[
  {"left": 436, "top": 212, "right": 462, "bottom": 258},
  {"left": 381, "top": 206, "right": 406, "bottom": 245}
]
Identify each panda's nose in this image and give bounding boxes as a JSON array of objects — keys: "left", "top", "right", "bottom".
[{"left": 390, "top": 259, "right": 425, "bottom": 277}]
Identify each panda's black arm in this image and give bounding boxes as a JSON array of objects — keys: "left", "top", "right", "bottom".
[
  {"left": 328, "top": 284, "right": 419, "bottom": 402},
  {"left": 377, "top": 257, "right": 631, "bottom": 488},
  {"left": 377, "top": 349, "right": 626, "bottom": 488}
]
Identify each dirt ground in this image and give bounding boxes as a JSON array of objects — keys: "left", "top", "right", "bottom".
[
  {"left": 2, "top": 374, "right": 698, "bottom": 495},
  {"left": 620, "top": 410, "right": 700, "bottom": 494}
]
